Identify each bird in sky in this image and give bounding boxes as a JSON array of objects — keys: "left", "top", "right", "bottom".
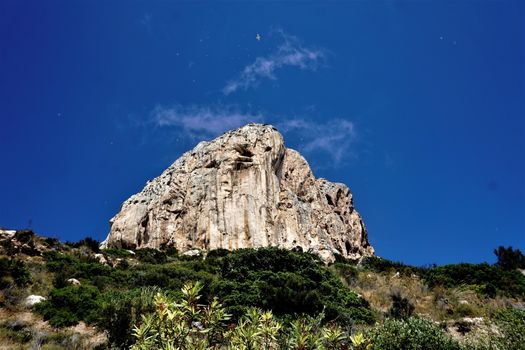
[{"left": 256, "top": 33, "right": 262, "bottom": 41}]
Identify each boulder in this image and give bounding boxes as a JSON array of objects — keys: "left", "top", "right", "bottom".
[{"left": 25, "top": 295, "right": 46, "bottom": 307}]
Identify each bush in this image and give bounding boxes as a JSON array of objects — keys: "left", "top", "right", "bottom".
[
  {"left": 65, "top": 236, "right": 100, "bottom": 253},
  {"left": 95, "top": 287, "right": 158, "bottom": 348},
  {"left": 423, "top": 263, "right": 525, "bottom": 298},
  {"left": 369, "top": 317, "right": 461, "bottom": 350},
  {"left": 131, "top": 282, "right": 371, "bottom": 350},
  {"left": 211, "top": 248, "right": 375, "bottom": 325},
  {"left": 103, "top": 248, "right": 134, "bottom": 258},
  {"left": 361, "top": 256, "right": 424, "bottom": 276},
  {"left": 136, "top": 248, "right": 167, "bottom": 264},
  {"left": 131, "top": 282, "right": 231, "bottom": 350},
  {"left": 494, "top": 246, "right": 525, "bottom": 270},
  {"left": 14, "top": 230, "right": 35, "bottom": 244},
  {"left": 492, "top": 308, "right": 525, "bottom": 350},
  {"left": 387, "top": 292, "right": 414, "bottom": 320},
  {"left": 0, "top": 258, "right": 31, "bottom": 289},
  {"left": 333, "top": 262, "right": 358, "bottom": 285},
  {"left": 34, "top": 285, "right": 101, "bottom": 327}
]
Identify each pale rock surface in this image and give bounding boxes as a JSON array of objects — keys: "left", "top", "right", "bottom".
[
  {"left": 67, "top": 278, "right": 81, "bottom": 286},
  {"left": 94, "top": 253, "right": 108, "bottom": 265},
  {"left": 182, "top": 249, "right": 201, "bottom": 257},
  {"left": 0, "top": 229, "right": 16, "bottom": 240},
  {"left": 101, "top": 124, "right": 374, "bottom": 263},
  {"left": 25, "top": 295, "right": 46, "bottom": 307}
]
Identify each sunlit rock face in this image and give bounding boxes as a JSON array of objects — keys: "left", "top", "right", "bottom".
[{"left": 101, "top": 123, "right": 374, "bottom": 263}]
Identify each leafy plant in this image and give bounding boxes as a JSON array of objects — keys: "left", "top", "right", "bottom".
[
  {"left": 95, "top": 287, "right": 159, "bottom": 348},
  {"left": 423, "top": 263, "right": 525, "bottom": 298},
  {"left": 211, "top": 248, "right": 375, "bottom": 325},
  {"left": 227, "top": 308, "right": 282, "bottom": 350},
  {"left": 349, "top": 332, "right": 373, "bottom": 350},
  {"left": 131, "top": 281, "right": 231, "bottom": 350},
  {"left": 0, "top": 258, "right": 31, "bottom": 289},
  {"left": 65, "top": 236, "right": 100, "bottom": 253},
  {"left": 369, "top": 317, "right": 461, "bottom": 350},
  {"left": 494, "top": 246, "right": 525, "bottom": 270},
  {"left": 387, "top": 292, "right": 415, "bottom": 320},
  {"left": 34, "top": 285, "right": 101, "bottom": 327}
]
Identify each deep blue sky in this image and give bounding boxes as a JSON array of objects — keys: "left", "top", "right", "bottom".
[{"left": 1, "top": 1, "right": 524, "bottom": 266}]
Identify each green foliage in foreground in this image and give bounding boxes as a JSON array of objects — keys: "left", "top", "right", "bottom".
[
  {"left": 35, "top": 247, "right": 374, "bottom": 348},
  {"left": 490, "top": 308, "right": 525, "bottom": 350},
  {"left": 29, "top": 243, "right": 525, "bottom": 349},
  {"left": 369, "top": 317, "right": 462, "bottom": 350},
  {"left": 39, "top": 248, "right": 374, "bottom": 326},
  {"left": 131, "top": 281, "right": 372, "bottom": 350}
]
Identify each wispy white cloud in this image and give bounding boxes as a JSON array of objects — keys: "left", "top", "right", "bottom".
[
  {"left": 151, "top": 104, "right": 264, "bottom": 139},
  {"left": 278, "top": 118, "right": 358, "bottom": 164},
  {"left": 150, "top": 103, "right": 357, "bottom": 164},
  {"left": 223, "top": 31, "right": 326, "bottom": 95}
]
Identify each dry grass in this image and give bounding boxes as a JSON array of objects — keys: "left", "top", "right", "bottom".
[
  {"left": 337, "top": 269, "right": 491, "bottom": 322},
  {"left": 0, "top": 308, "right": 106, "bottom": 350}
]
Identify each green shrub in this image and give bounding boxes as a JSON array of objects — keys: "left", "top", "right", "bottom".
[
  {"left": 34, "top": 285, "right": 101, "bottom": 327},
  {"left": 65, "top": 236, "right": 100, "bottom": 253},
  {"left": 333, "top": 262, "right": 358, "bottom": 284},
  {"left": 369, "top": 317, "right": 461, "bottom": 350},
  {"left": 492, "top": 308, "right": 525, "bottom": 350},
  {"left": 14, "top": 230, "right": 35, "bottom": 244},
  {"left": 494, "top": 246, "right": 525, "bottom": 270},
  {"left": 0, "top": 258, "right": 31, "bottom": 289},
  {"left": 130, "top": 282, "right": 370, "bottom": 350},
  {"left": 131, "top": 282, "right": 231, "bottom": 350},
  {"left": 387, "top": 292, "right": 415, "bottom": 320},
  {"left": 135, "top": 248, "right": 167, "bottom": 264},
  {"left": 95, "top": 287, "right": 158, "bottom": 348},
  {"left": 103, "top": 248, "right": 134, "bottom": 258},
  {"left": 206, "top": 248, "right": 230, "bottom": 259},
  {"left": 211, "top": 248, "right": 375, "bottom": 325},
  {"left": 423, "top": 263, "right": 525, "bottom": 298},
  {"left": 361, "top": 256, "right": 425, "bottom": 276}
]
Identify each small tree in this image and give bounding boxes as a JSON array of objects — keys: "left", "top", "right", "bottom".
[
  {"left": 387, "top": 292, "right": 415, "bottom": 320},
  {"left": 494, "top": 246, "right": 525, "bottom": 270}
]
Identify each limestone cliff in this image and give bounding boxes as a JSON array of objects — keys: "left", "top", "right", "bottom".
[{"left": 101, "top": 123, "right": 374, "bottom": 263}]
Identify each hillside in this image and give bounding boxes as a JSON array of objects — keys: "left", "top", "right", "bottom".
[{"left": 1, "top": 229, "right": 524, "bottom": 349}]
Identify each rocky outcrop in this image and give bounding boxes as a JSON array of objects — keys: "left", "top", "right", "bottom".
[
  {"left": 101, "top": 123, "right": 373, "bottom": 263},
  {"left": 25, "top": 295, "right": 46, "bottom": 307}
]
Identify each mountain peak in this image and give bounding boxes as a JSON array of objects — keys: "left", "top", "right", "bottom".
[{"left": 102, "top": 123, "right": 373, "bottom": 263}]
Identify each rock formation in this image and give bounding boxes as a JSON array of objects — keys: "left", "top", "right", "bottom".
[{"left": 101, "top": 124, "right": 373, "bottom": 263}]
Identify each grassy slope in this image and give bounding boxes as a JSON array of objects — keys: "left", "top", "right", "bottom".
[{"left": 1, "top": 231, "right": 524, "bottom": 349}]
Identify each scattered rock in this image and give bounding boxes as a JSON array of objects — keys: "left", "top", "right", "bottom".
[
  {"left": 462, "top": 317, "right": 484, "bottom": 324},
  {"left": 182, "top": 249, "right": 201, "bottom": 257},
  {"left": 25, "top": 295, "right": 46, "bottom": 307},
  {"left": 101, "top": 124, "right": 374, "bottom": 263},
  {"left": 0, "top": 229, "right": 16, "bottom": 239},
  {"left": 67, "top": 278, "right": 81, "bottom": 286},
  {"left": 94, "top": 253, "right": 108, "bottom": 265}
]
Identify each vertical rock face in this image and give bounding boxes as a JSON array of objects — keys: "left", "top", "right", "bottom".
[{"left": 102, "top": 123, "right": 374, "bottom": 263}]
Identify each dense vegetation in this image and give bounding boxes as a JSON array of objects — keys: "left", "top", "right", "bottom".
[{"left": 1, "top": 233, "right": 524, "bottom": 349}]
